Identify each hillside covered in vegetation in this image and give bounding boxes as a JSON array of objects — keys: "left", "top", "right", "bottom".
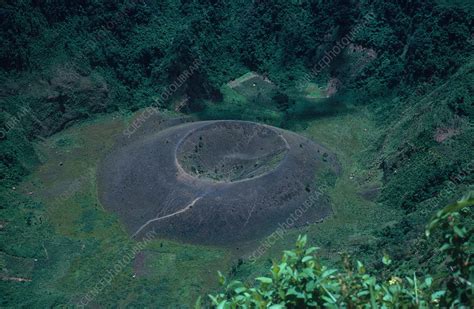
[{"left": 1, "top": 0, "right": 473, "bottom": 307}]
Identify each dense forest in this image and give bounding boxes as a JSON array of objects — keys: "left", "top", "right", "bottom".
[{"left": 1, "top": 0, "right": 473, "bottom": 307}]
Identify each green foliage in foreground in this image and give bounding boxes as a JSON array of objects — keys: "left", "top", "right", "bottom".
[{"left": 202, "top": 193, "right": 473, "bottom": 308}]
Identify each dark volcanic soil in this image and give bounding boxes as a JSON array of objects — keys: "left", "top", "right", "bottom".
[{"left": 98, "top": 120, "right": 339, "bottom": 245}]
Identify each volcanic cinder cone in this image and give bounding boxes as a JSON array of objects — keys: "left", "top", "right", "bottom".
[{"left": 98, "top": 120, "right": 339, "bottom": 245}]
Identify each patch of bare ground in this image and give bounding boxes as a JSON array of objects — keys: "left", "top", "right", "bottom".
[{"left": 434, "top": 127, "right": 460, "bottom": 143}]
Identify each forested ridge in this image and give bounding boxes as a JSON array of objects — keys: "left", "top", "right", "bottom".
[{"left": 1, "top": 0, "right": 473, "bottom": 307}]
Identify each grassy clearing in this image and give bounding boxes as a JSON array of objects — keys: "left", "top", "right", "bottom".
[
  {"left": 301, "top": 109, "right": 388, "bottom": 262},
  {"left": 198, "top": 83, "right": 284, "bottom": 125},
  {"left": 303, "top": 82, "right": 325, "bottom": 99},
  {"left": 143, "top": 240, "right": 232, "bottom": 305},
  {"left": 227, "top": 71, "right": 258, "bottom": 86}
]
